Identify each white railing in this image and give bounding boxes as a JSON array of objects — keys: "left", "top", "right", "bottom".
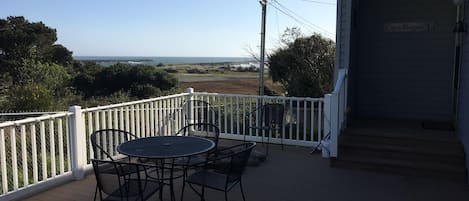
[
  {"left": 0, "top": 89, "right": 328, "bottom": 200},
  {"left": 191, "top": 92, "right": 325, "bottom": 147},
  {"left": 0, "top": 112, "right": 74, "bottom": 201},
  {"left": 324, "top": 69, "right": 348, "bottom": 157}
]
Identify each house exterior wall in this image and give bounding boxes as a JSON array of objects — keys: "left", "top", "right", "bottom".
[
  {"left": 335, "top": 0, "right": 352, "bottom": 71},
  {"left": 350, "top": 0, "right": 455, "bottom": 121},
  {"left": 457, "top": 3, "right": 469, "bottom": 182}
]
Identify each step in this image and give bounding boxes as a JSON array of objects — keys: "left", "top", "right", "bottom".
[
  {"left": 332, "top": 153, "right": 467, "bottom": 181},
  {"left": 339, "top": 146, "right": 465, "bottom": 167},
  {"left": 344, "top": 127, "right": 460, "bottom": 144},
  {"left": 339, "top": 139, "right": 464, "bottom": 158}
]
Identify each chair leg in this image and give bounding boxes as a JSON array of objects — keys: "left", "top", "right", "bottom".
[
  {"left": 201, "top": 186, "right": 206, "bottom": 201},
  {"left": 93, "top": 185, "right": 98, "bottom": 201},
  {"left": 240, "top": 180, "right": 246, "bottom": 201},
  {"left": 224, "top": 191, "right": 228, "bottom": 201},
  {"left": 180, "top": 169, "right": 187, "bottom": 201}
]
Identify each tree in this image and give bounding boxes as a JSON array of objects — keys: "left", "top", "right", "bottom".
[
  {"left": 0, "top": 16, "right": 73, "bottom": 84},
  {"left": 269, "top": 29, "right": 335, "bottom": 97},
  {"left": 73, "top": 63, "right": 178, "bottom": 99}
]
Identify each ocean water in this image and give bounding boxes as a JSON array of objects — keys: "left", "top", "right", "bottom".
[{"left": 74, "top": 56, "right": 256, "bottom": 66}]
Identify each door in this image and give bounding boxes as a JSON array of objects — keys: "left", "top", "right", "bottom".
[{"left": 353, "top": 0, "right": 456, "bottom": 121}]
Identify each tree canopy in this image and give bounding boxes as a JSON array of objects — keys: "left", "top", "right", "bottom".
[
  {"left": 0, "top": 16, "right": 178, "bottom": 111},
  {"left": 268, "top": 28, "right": 335, "bottom": 97}
]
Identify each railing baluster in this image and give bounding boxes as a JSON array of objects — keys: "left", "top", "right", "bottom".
[
  {"left": 150, "top": 102, "right": 155, "bottom": 136},
  {"left": 236, "top": 96, "right": 240, "bottom": 135},
  {"left": 10, "top": 127, "right": 18, "bottom": 190},
  {"left": 135, "top": 104, "right": 141, "bottom": 138},
  {"left": 40, "top": 121, "right": 47, "bottom": 181},
  {"left": 30, "top": 124, "right": 38, "bottom": 183},
  {"left": 58, "top": 118, "right": 64, "bottom": 174},
  {"left": 310, "top": 101, "right": 315, "bottom": 142},
  {"left": 230, "top": 96, "right": 233, "bottom": 134},
  {"left": 49, "top": 120, "right": 56, "bottom": 177},
  {"left": 20, "top": 125, "right": 28, "bottom": 187},
  {"left": 87, "top": 112, "right": 93, "bottom": 161},
  {"left": 318, "top": 101, "right": 323, "bottom": 141},
  {"left": 289, "top": 100, "right": 293, "bottom": 140},
  {"left": 224, "top": 96, "right": 227, "bottom": 134},
  {"left": 303, "top": 101, "right": 307, "bottom": 141},
  {"left": 65, "top": 116, "right": 71, "bottom": 171},
  {"left": 0, "top": 128, "right": 7, "bottom": 194},
  {"left": 145, "top": 103, "right": 150, "bottom": 137},
  {"left": 125, "top": 107, "right": 130, "bottom": 135},
  {"left": 130, "top": 105, "right": 135, "bottom": 136}
]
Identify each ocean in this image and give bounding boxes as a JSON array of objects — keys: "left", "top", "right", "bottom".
[{"left": 74, "top": 56, "right": 256, "bottom": 66}]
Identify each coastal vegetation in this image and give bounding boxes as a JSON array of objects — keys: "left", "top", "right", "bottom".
[
  {"left": 0, "top": 16, "right": 179, "bottom": 111},
  {"left": 269, "top": 27, "right": 335, "bottom": 97}
]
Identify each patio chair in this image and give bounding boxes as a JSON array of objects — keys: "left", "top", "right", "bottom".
[
  {"left": 90, "top": 129, "right": 138, "bottom": 161},
  {"left": 90, "top": 129, "right": 157, "bottom": 199},
  {"left": 182, "top": 100, "right": 218, "bottom": 125},
  {"left": 92, "top": 159, "right": 163, "bottom": 201},
  {"left": 173, "top": 123, "right": 220, "bottom": 167},
  {"left": 245, "top": 103, "right": 285, "bottom": 161},
  {"left": 181, "top": 142, "right": 256, "bottom": 201}
]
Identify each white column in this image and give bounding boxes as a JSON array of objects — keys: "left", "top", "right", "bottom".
[{"left": 69, "top": 106, "right": 87, "bottom": 180}]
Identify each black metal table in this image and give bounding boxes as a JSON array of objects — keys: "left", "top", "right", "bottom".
[{"left": 117, "top": 136, "right": 215, "bottom": 201}]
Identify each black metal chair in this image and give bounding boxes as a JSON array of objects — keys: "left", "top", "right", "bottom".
[
  {"left": 181, "top": 142, "right": 256, "bottom": 201},
  {"left": 91, "top": 129, "right": 158, "bottom": 200},
  {"left": 182, "top": 100, "right": 218, "bottom": 125},
  {"left": 90, "top": 129, "right": 138, "bottom": 161},
  {"left": 245, "top": 103, "right": 285, "bottom": 158},
  {"left": 173, "top": 123, "right": 220, "bottom": 167},
  {"left": 92, "top": 159, "right": 163, "bottom": 201}
]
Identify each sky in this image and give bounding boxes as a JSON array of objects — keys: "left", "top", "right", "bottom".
[{"left": 0, "top": 0, "right": 336, "bottom": 57}]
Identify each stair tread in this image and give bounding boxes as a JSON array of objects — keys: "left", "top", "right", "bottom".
[
  {"left": 338, "top": 152, "right": 467, "bottom": 173},
  {"left": 345, "top": 128, "right": 459, "bottom": 143},
  {"left": 340, "top": 139, "right": 464, "bottom": 157}
]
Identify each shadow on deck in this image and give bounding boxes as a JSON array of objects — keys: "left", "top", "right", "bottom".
[{"left": 23, "top": 140, "right": 469, "bottom": 201}]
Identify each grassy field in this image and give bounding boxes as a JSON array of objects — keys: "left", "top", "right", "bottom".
[{"left": 161, "top": 63, "right": 285, "bottom": 95}]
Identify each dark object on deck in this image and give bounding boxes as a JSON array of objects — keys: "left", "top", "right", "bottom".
[
  {"left": 422, "top": 121, "right": 455, "bottom": 131},
  {"left": 246, "top": 103, "right": 285, "bottom": 162},
  {"left": 182, "top": 100, "right": 218, "bottom": 125},
  {"left": 174, "top": 123, "right": 221, "bottom": 167},
  {"left": 90, "top": 129, "right": 138, "bottom": 160},
  {"left": 91, "top": 159, "right": 163, "bottom": 201},
  {"left": 182, "top": 142, "right": 256, "bottom": 201}
]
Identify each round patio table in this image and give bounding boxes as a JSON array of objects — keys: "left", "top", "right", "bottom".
[
  {"left": 117, "top": 136, "right": 215, "bottom": 159},
  {"left": 117, "top": 136, "right": 215, "bottom": 201}
]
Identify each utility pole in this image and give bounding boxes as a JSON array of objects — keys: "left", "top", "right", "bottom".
[{"left": 259, "top": 0, "right": 267, "bottom": 97}]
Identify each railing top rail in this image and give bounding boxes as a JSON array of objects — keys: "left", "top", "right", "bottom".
[
  {"left": 332, "top": 69, "right": 348, "bottom": 94},
  {"left": 0, "top": 112, "right": 72, "bottom": 128},
  {"left": 192, "top": 92, "right": 324, "bottom": 101},
  {"left": 82, "top": 93, "right": 189, "bottom": 112},
  {"left": 0, "top": 111, "right": 67, "bottom": 116}
]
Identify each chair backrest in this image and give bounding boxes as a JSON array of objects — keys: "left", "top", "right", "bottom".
[
  {"left": 177, "top": 123, "right": 220, "bottom": 150},
  {"left": 91, "top": 159, "right": 143, "bottom": 199},
  {"left": 182, "top": 100, "right": 217, "bottom": 125},
  {"left": 212, "top": 142, "right": 256, "bottom": 183},
  {"left": 90, "top": 129, "right": 137, "bottom": 160},
  {"left": 261, "top": 103, "right": 284, "bottom": 129}
]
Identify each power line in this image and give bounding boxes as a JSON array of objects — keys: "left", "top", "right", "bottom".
[
  {"left": 301, "top": 0, "right": 336, "bottom": 6},
  {"left": 268, "top": 0, "right": 334, "bottom": 38},
  {"left": 272, "top": 0, "right": 334, "bottom": 36}
]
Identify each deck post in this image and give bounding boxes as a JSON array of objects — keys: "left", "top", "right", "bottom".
[
  {"left": 185, "top": 88, "right": 194, "bottom": 124},
  {"left": 69, "top": 106, "right": 87, "bottom": 180},
  {"left": 329, "top": 93, "right": 339, "bottom": 157},
  {"left": 323, "top": 94, "right": 332, "bottom": 158}
]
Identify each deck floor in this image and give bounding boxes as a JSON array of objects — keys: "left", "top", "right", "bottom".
[{"left": 23, "top": 140, "right": 469, "bottom": 201}]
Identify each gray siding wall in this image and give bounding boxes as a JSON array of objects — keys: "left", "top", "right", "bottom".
[
  {"left": 335, "top": 0, "right": 352, "bottom": 71},
  {"left": 353, "top": 0, "right": 455, "bottom": 121},
  {"left": 457, "top": 3, "right": 469, "bottom": 183}
]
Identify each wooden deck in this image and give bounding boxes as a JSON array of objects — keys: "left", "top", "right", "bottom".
[{"left": 23, "top": 140, "right": 469, "bottom": 201}]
